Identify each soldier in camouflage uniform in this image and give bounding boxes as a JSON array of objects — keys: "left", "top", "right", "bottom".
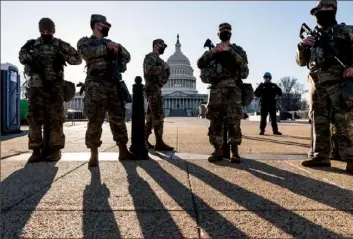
[
  {"left": 308, "top": 84, "right": 341, "bottom": 161},
  {"left": 197, "top": 23, "right": 249, "bottom": 163},
  {"left": 296, "top": 0, "right": 353, "bottom": 174},
  {"left": 18, "top": 18, "right": 82, "bottom": 163},
  {"left": 143, "top": 39, "right": 174, "bottom": 151},
  {"left": 77, "top": 14, "right": 136, "bottom": 167}
]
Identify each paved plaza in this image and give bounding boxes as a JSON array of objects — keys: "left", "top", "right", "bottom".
[{"left": 1, "top": 118, "right": 353, "bottom": 238}]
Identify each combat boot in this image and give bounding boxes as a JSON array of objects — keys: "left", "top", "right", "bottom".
[
  {"left": 154, "top": 134, "right": 174, "bottom": 151},
  {"left": 308, "top": 150, "right": 314, "bottom": 158},
  {"left": 27, "top": 149, "right": 42, "bottom": 163},
  {"left": 208, "top": 145, "right": 223, "bottom": 162},
  {"left": 118, "top": 144, "right": 136, "bottom": 161},
  {"left": 301, "top": 157, "right": 331, "bottom": 167},
  {"left": 88, "top": 147, "right": 99, "bottom": 167},
  {"left": 346, "top": 165, "right": 353, "bottom": 175},
  {"left": 145, "top": 134, "right": 154, "bottom": 149},
  {"left": 273, "top": 131, "right": 282, "bottom": 135},
  {"left": 46, "top": 149, "right": 61, "bottom": 162},
  {"left": 230, "top": 145, "right": 241, "bottom": 164},
  {"left": 259, "top": 131, "right": 264, "bottom": 135}
]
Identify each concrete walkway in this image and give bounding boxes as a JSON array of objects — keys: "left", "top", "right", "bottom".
[
  {"left": 1, "top": 152, "right": 353, "bottom": 238},
  {"left": 1, "top": 118, "right": 353, "bottom": 238}
]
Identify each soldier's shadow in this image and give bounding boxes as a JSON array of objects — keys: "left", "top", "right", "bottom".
[
  {"left": 82, "top": 167, "right": 121, "bottom": 238},
  {"left": 1, "top": 162, "right": 58, "bottom": 238},
  {"left": 224, "top": 157, "right": 353, "bottom": 214},
  {"left": 167, "top": 156, "right": 345, "bottom": 238},
  {"left": 120, "top": 161, "right": 182, "bottom": 238}
]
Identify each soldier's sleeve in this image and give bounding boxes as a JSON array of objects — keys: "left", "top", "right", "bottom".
[
  {"left": 197, "top": 50, "right": 213, "bottom": 69},
  {"left": 58, "top": 39, "right": 82, "bottom": 65},
  {"left": 116, "top": 43, "right": 131, "bottom": 73},
  {"left": 295, "top": 43, "right": 311, "bottom": 67},
  {"left": 143, "top": 53, "right": 164, "bottom": 76},
  {"left": 117, "top": 44, "right": 131, "bottom": 64},
  {"left": 18, "top": 40, "right": 34, "bottom": 65},
  {"left": 76, "top": 37, "right": 108, "bottom": 61},
  {"left": 230, "top": 44, "right": 249, "bottom": 79}
]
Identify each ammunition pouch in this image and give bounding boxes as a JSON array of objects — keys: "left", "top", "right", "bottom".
[
  {"left": 200, "top": 67, "right": 213, "bottom": 84},
  {"left": 63, "top": 80, "right": 76, "bottom": 102},
  {"left": 200, "top": 62, "right": 234, "bottom": 85},
  {"left": 340, "top": 79, "right": 353, "bottom": 111},
  {"left": 241, "top": 83, "right": 254, "bottom": 106}
]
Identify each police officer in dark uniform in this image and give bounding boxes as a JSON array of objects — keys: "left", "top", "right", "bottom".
[{"left": 254, "top": 72, "right": 282, "bottom": 135}]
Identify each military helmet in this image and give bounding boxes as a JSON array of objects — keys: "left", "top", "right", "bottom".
[
  {"left": 153, "top": 39, "right": 167, "bottom": 48},
  {"left": 63, "top": 80, "right": 76, "bottom": 102},
  {"left": 90, "top": 14, "right": 111, "bottom": 28},
  {"left": 310, "top": 0, "right": 337, "bottom": 15},
  {"left": 219, "top": 23, "right": 232, "bottom": 31},
  {"left": 263, "top": 72, "right": 272, "bottom": 78},
  {"left": 38, "top": 18, "right": 55, "bottom": 32}
]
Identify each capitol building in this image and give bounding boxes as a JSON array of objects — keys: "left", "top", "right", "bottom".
[
  {"left": 66, "top": 34, "right": 208, "bottom": 117},
  {"left": 162, "top": 34, "right": 208, "bottom": 117}
]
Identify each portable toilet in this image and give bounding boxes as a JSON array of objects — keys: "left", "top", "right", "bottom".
[{"left": 1, "top": 63, "right": 21, "bottom": 135}]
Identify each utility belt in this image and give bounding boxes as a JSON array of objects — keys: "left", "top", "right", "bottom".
[{"left": 88, "top": 69, "right": 117, "bottom": 82}]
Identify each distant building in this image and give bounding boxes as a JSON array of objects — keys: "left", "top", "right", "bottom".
[
  {"left": 162, "top": 34, "right": 208, "bottom": 117},
  {"left": 67, "top": 35, "right": 209, "bottom": 117}
]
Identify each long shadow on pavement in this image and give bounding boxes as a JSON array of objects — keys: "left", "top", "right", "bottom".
[
  {"left": 82, "top": 167, "right": 121, "bottom": 238},
  {"left": 234, "top": 158, "right": 353, "bottom": 213},
  {"left": 169, "top": 155, "right": 343, "bottom": 238},
  {"left": 121, "top": 161, "right": 182, "bottom": 238},
  {"left": 0, "top": 162, "right": 58, "bottom": 238},
  {"left": 131, "top": 156, "right": 247, "bottom": 238},
  {"left": 244, "top": 135, "right": 309, "bottom": 148}
]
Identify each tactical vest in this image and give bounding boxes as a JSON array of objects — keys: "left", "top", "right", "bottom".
[
  {"left": 309, "top": 23, "right": 352, "bottom": 74},
  {"left": 200, "top": 44, "right": 247, "bottom": 84}
]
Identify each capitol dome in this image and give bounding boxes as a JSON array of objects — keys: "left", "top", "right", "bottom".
[{"left": 163, "top": 34, "right": 198, "bottom": 95}]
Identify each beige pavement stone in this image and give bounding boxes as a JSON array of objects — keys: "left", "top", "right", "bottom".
[
  {"left": 13, "top": 161, "right": 192, "bottom": 211},
  {"left": 199, "top": 210, "right": 353, "bottom": 238},
  {"left": 1, "top": 161, "right": 86, "bottom": 212},
  {"left": 165, "top": 158, "right": 353, "bottom": 212},
  {"left": 2, "top": 210, "right": 198, "bottom": 239}
]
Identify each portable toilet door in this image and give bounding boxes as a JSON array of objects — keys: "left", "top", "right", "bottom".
[{"left": 1, "top": 63, "right": 21, "bottom": 135}]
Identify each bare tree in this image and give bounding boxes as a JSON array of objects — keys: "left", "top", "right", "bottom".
[{"left": 277, "top": 76, "right": 308, "bottom": 111}]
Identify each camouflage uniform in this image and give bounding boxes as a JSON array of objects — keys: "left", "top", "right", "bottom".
[
  {"left": 197, "top": 23, "right": 249, "bottom": 163},
  {"left": 18, "top": 18, "right": 82, "bottom": 162},
  {"left": 296, "top": 0, "right": 353, "bottom": 172},
  {"left": 77, "top": 14, "right": 134, "bottom": 164},
  {"left": 308, "top": 77, "right": 341, "bottom": 160},
  {"left": 143, "top": 39, "right": 174, "bottom": 151}
]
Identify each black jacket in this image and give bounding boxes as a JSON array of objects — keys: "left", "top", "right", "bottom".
[{"left": 254, "top": 82, "right": 282, "bottom": 105}]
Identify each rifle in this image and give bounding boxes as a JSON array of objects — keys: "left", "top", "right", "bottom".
[
  {"left": 300, "top": 23, "right": 353, "bottom": 109},
  {"left": 203, "top": 39, "right": 237, "bottom": 75},
  {"left": 299, "top": 23, "right": 347, "bottom": 68},
  {"left": 106, "top": 45, "right": 132, "bottom": 108},
  {"left": 204, "top": 39, "right": 230, "bottom": 158}
]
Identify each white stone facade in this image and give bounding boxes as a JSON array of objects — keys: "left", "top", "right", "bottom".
[{"left": 162, "top": 35, "right": 208, "bottom": 117}]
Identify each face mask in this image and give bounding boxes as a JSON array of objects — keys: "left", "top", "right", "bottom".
[
  {"left": 41, "top": 34, "right": 53, "bottom": 43},
  {"left": 158, "top": 47, "right": 165, "bottom": 55},
  {"left": 315, "top": 10, "right": 337, "bottom": 27},
  {"left": 100, "top": 27, "right": 110, "bottom": 37},
  {"left": 219, "top": 31, "right": 232, "bottom": 42}
]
